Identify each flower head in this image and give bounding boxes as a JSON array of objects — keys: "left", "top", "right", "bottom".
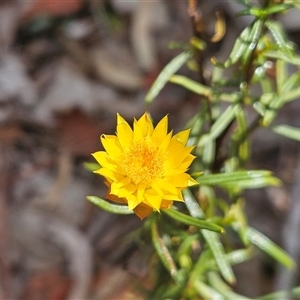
[{"left": 92, "top": 113, "right": 197, "bottom": 219}]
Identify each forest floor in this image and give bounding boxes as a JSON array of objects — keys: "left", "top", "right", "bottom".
[{"left": 0, "top": 1, "right": 299, "bottom": 299}]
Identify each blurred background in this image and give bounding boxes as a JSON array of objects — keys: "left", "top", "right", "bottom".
[{"left": 1, "top": 0, "right": 300, "bottom": 299}]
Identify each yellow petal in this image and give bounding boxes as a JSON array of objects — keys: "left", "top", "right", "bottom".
[
  {"left": 152, "top": 115, "right": 168, "bottom": 145},
  {"left": 164, "top": 166, "right": 190, "bottom": 176},
  {"left": 117, "top": 113, "right": 127, "bottom": 125},
  {"left": 156, "top": 178, "right": 179, "bottom": 195},
  {"left": 144, "top": 190, "right": 162, "bottom": 210},
  {"left": 110, "top": 182, "right": 126, "bottom": 198},
  {"left": 151, "top": 181, "right": 164, "bottom": 196},
  {"left": 96, "top": 168, "right": 123, "bottom": 182},
  {"left": 165, "top": 146, "right": 195, "bottom": 169},
  {"left": 118, "top": 183, "right": 136, "bottom": 197},
  {"left": 163, "top": 189, "right": 184, "bottom": 201},
  {"left": 158, "top": 131, "right": 172, "bottom": 152},
  {"left": 114, "top": 177, "right": 130, "bottom": 189},
  {"left": 174, "top": 129, "right": 190, "bottom": 145},
  {"left": 137, "top": 113, "right": 154, "bottom": 136},
  {"left": 117, "top": 117, "right": 133, "bottom": 150},
  {"left": 167, "top": 135, "right": 184, "bottom": 153},
  {"left": 133, "top": 118, "right": 145, "bottom": 141},
  {"left": 101, "top": 135, "right": 122, "bottom": 157},
  {"left": 137, "top": 183, "right": 146, "bottom": 202},
  {"left": 92, "top": 151, "right": 116, "bottom": 171},
  {"left": 187, "top": 177, "right": 198, "bottom": 186},
  {"left": 177, "top": 154, "right": 196, "bottom": 170},
  {"left": 165, "top": 173, "right": 193, "bottom": 187},
  {"left": 127, "top": 194, "right": 140, "bottom": 210},
  {"left": 92, "top": 151, "right": 105, "bottom": 166}
]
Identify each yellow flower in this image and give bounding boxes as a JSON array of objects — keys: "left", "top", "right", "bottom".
[{"left": 92, "top": 113, "right": 197, "bottom": 219}]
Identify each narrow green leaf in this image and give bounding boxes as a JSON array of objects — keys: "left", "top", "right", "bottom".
[
  {"left": 220, "top": 177, "right": 281, "bottom": 189},
  {"left": 208, "top": 272, "right": 251, "bottom": 299},
  {"left": 183, "top": 190, "right": 236, "bottom": 284},
  {"left": 263, "top": 50, "right": 300, "bottom": 66},
  {"left": 196, "top": 170, "right": 280, "bottom": 188},
  {"left": 276, "top": 59, "right": 287, "bottom": 95},
  {"left": 257, "top": 286, "right": 300, "bottom": 300},
  {"left": 253, "top": 101, "right": 266, "bottom": 116},
  {"left": 214, "top": 19, "right": 262, "bottom": 68},
  {"left": 282, "top": 86, "right": 300, "bottom": 103},
  {"left": 87, "top": 196, "right": 134, "bottom": 214},
  {"left": 252, "top": 61, "right": 273, "bottom": 89},
  {"left": 189, "top": 249, "right": 213, "bottom": 284},
  {"left": 202, "top": 139, "right": 215, "bottom": 171},
  {"left": 266, "top": 20, "right": 294, "bottom": 58},
  {"left": 169, "top": 75, "right": 211, "bottom": 97},
  {"left": 151, "top": 221, "right": 178, "bottom": 277},
  {"left": 213, "top": 25, "right": 252, "bottom": 68},
  {"left": 261, "top": 94, "right": 284, "bottom": 126},
  {"left": 159, "top": 282, "right": 185, "bottom": 299},
  {"left": 83, "top": 162, "right": 101, "bottom": 172},
  {"left": 194, "top": 280, "right": 225, "bottom": 300},
  {"left": 183, "top": 189, "right": 205, "bottom": 219},
  {"left": 235, "top": 106, "right": 249, "bottom": 163},
  {"left": 218, "top": 92, "right": 241, "bottom": 103},
  {"left": 281, "top": 72, "right": 300, "bottom": 94},
  {"left": 244, "top": 227, "right": 295, "bottom": 269},
  {"left": 198, "top": 105, "right": 236, "bottom": 146},
  {"left": 163, "top": 209, "right": 224, "bottom": 233},
  {"left": 260, "top": 93, "right": 275, "bottom": 106},
  {"left": 272, "top": 124, "right": 300, "bottom": 142},
  {"left": 176, "top": 234, "right": 199, "bottom": 261},
  {"left": 226, "top": 248, "right": 254, "bottom": 265},
  {"left": 145, "top": 51, "right": 192, "bottom": 103},
  {"left": 264, "top": 3, "right": 293, "bottom": 15},
  {"left": 202, "top": 231, "right": 236, "bottom": 284},
  {"left": 241, "top": 19, "right": 263, "bottom": 65},
  {"left": 249, "top": 6, "right": 264, "bottom": 17},
  {"left": 204, "top": 248, "right": 254, "bottom": 271},
  {"left": 212, "top": 25, "right": 252, "bottom": 68}
]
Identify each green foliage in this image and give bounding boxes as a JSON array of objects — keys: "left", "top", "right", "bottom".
[
  {"left": 195, "top": 170, "right": 280, "bottom": 189},
  {"left": 143, "top": 1, "right": 300, "bottom": 298},
  {"left": 89, "top": 1, "right": 300, "bottom": 299},
  {"left": 162, "top": 208, "right": 224, "bottom": 233},
  {"left": 145, "top": 51, "right": 192, "bottom": 104},
  {"left": 87, "top": 195, "right": 134, "bottom": 214}
]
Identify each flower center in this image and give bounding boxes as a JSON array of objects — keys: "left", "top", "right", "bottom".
[{"left": 120, "top": 138, "right": 165, "bottom": 185}]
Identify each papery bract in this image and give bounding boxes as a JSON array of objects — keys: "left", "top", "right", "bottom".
[{"left": 92, "top": 113, "right": 197, "bottom": 219}]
